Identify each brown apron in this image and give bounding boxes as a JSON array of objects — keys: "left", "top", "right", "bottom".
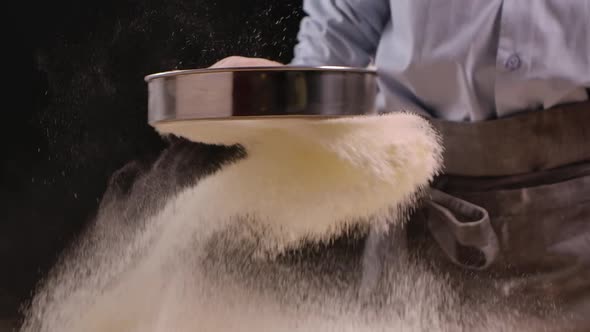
[{"left": 422, "top": 99, "right": 590, "bottom": 328}]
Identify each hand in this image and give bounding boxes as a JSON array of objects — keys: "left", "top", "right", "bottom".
[{"left": 209, "top": 56, "right": 284, "bottom": 68}]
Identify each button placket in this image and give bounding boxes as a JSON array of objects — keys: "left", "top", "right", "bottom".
[{"left": 494, "top": 0, "right": 528, "bottom": 114}]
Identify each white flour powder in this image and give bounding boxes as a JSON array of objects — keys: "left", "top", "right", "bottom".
[{"left": 21, "top": 114, "right": 554, "bottom": 332}]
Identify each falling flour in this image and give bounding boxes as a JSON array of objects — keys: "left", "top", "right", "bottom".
[{"left": 21, "top": 114, "right": 559, "bottom": 331}]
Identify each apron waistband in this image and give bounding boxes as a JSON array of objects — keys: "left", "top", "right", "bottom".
[{"left": 431, "top": 100, "right": 590, "bottom": 177}]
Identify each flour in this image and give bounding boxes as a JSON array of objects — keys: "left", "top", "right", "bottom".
[{"left": 21, "top": 114, "right": 555, "bottom": 331}]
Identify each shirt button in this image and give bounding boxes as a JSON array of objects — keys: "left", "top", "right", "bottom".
[{"left": 505, "top": 54, "right": 521, "bottom": 71}]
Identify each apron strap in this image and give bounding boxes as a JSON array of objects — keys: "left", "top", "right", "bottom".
[{"left": 425, "top": 189, "right": 500, "bottom": 270}]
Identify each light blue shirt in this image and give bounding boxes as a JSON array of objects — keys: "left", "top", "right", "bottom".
[{"left": 291, "top": 0, "right": 590, "bottom": 122}]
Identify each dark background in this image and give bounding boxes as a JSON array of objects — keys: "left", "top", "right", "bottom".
[{"left": 4, "top": 0, "right": 303, "bottom": 328}]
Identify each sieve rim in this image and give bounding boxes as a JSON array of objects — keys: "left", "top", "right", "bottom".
[{"left": 144, "top": 66, "right": 377, "bottom": 82}]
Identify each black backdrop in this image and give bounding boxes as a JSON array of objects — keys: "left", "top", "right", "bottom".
[{"left": 5, "top": 0, "right": 303, "bottom": 326}]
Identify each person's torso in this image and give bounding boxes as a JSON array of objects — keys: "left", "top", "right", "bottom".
[{"left": 375, "top": 0, "right": 590, "bottom": 121}]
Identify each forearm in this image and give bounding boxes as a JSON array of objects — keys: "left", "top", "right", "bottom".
[{"left": 291, "top": 0, "right": 389, "bottom": 67}]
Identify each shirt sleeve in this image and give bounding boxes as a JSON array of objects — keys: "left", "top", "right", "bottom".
[{"left": 290, "top": 0, "right": 390, "bottom": 67}]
